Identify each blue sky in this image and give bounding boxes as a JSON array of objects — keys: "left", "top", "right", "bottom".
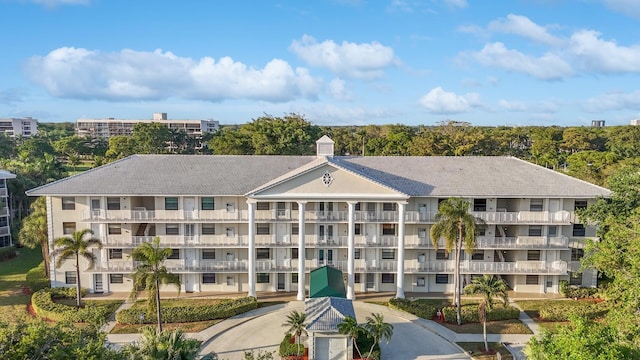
[{"left": 2, "top": 0, "right": 640, "bottom": 127}]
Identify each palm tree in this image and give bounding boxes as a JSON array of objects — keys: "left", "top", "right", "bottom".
[
  {"left": 363, "top": 313, "right": 393, "bottom": 360},
  {"left": 464, "top": 274, "right": 509, "bottom": 352},
  {"left": 282, "top": 310, "right": 307, "bottom": 359},
  {"left": 51, "top": 228, "right": 102, "bottom": 307},
  {"left": 338, "top": 316, "right": 364, "bottom": 359},
  {"left": 18, "top": 197, "right": 50, "bottom": 276},
  {"left": 430, "top": 197, "right": 484, "bottom": 325},
  {"left": 130, "top": 237, "right": 181, "bottom": 332},
  {"left": 125, "top": 326, "right": 203, "bottom": 360}
]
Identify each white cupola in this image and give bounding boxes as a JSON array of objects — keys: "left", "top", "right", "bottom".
[{"left": 316, "top": 135, "right": 335, "bottom": 157}]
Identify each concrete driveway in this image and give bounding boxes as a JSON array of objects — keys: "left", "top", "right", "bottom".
[{"left": 199, "top": 301, "right": 469, "bottom": 360}]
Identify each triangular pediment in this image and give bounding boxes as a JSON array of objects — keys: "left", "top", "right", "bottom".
[{"left": 249, "top": 162, "right": 407, "bottom": 201}]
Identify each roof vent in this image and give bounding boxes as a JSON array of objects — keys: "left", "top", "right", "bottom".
[{"left": 316, "top": 135, "right": 334, "bottom": 157}]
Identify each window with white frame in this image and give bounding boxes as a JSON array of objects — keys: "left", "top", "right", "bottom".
[
  {"left": 65, "top": 271, "right": 77, "bottom": 284},
  {"left": 354, "top": 273, "right": 361, "bottom": 283},
  {"left": 382, "top": 203, "right": 397, "bottom": 211},
  {"left": 166, "top": 224, "right": 179, "bottom": 235},
  {"left": 435, "top": 274, "right": 449, "bottom": 284},
  {"left": 109, "top": 274, "right": 124, "bottom": 284},
  {"left": 569, "top": 272, "right": 582, "bottom": 286},
  {"left": 471, "top": 250, "right": 484, "bottom": 260},
  {"left": 418, "top": 228, "right": 427, "bottom": 238},
  {"left": 574, "top": 200, "right": 588, "bottom": 210},
  {"left": 528, "top": 225, "right": 542, "bottom": 236},
  {"left": 291, "top": 248, "right": 298, "bottom": 259},
  {"left": 417, "top": 276, "right": 426, "bottom": 287},
  {"left": 291, "top": 223, "right": 299, "bottom": 235},
  {"left": 473, "top": 199, "right": 487, "bottom": 211},
  {"left": 165, "top": 197, "right": 179, "bottom": 210},
  {"left": 530, "top": 199, "right": 543, "bottom": 212},
  {"left": 61, "top": 197, "right": 75, "bottom": 210},
  {"left": 167, "top": 249, "right": 180, "bottom": 259},
  {"left": 573, "top": 224, "right": 586, "bottom": 237},
  {"left": 571, "top": 248, "right": 585, "bottom": 261},
  {"left": 256, "top": 224, "right": 270, "bottom": 235},
  {"left": 202, "top": 249, "right": 216, "bottom": 260},
  {"left": 256, "top": 202, "right": 270, "bottom": 210},
  {"left": 354, "top": 249, "right": 361, "bottom": 259},
  {"left": 109, "top": 249, "right": 123, "bottom": 259},
  {"left": 381, "top": 273, "right": 394, "bottom": 283},
  {"left": 257, "top": 273, "right": 270, "bottom": 283},
  {"left": 62, "top": 222, "right": 76, "bottom": 235},
  {"left": 201, "top": 197, "right": 214, "bottom": 210},
  {"left": 527, "top": 250, "right": 541, "bottom": 261},
  {"left": 382, "top": 224, "right": 396, "bottom": 235},
  {"left": 291, "top": 202, "right": 299, "bottom": 210},
  {"left": 227, "top": 276, "right": 235, "bottom": 285},
  {"left": 381, "top": 249, "right": 395, "bottom": 259},
  {"left": 436, "top": 249, "right": 449, "bottom": 260},
  {"left": 257, "top": 248, "right": 270, "bottom": 259},
  {"left": 108, "top": 224, "right": 122, "bottom": 235},
  {"left": 548, "top": 225, "right": 557, "bottom": 237},
  {"left": 107, "top": 197, "right": 121, "bottom": 210},
  {"left": 201, "top": 224, "right": 215, "bottom": 235},
  {"left": 292, "top": 273, "right": 298, "bottom": 283},
  {"left": 526, "top": 275, "right": 539, "bottom": 285},
  {"left": 354, "top": 223, "right": 362, "bottom": 235},
  {"left": 202, "top": 273, "right": 216, "bottom": 284}
]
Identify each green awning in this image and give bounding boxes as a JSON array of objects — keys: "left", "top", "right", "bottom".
[{"left": 309, "top": 265, "right": 346, "bottom": 298}]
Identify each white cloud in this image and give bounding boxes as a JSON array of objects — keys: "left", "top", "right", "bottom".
[
  {"left": 419, "top": 87, "right": 480, "bottom": 114},
  {"left": 444, "top": 0, "right": 467, "bottom": 9},
  {"left": 599, "top": 0, "right": 640, "bottom": 19},
  {"left": 470, "top": 42, "right": 573, "bottom": 80},
  {"left": 498, "top": 99, "right": 528, "bottom": 112},
  {"left": 583, "top": 90, "right": 640, "bottom": 112},
  {"left": 289, "top": 35, "right": 397, "bottom": 79},
  {"left": 488, "top": 14, "right": 562, "bottom": 46},
  {"left": 327, "top": 78, "right": 352, "bottom": 101},
  {"left": 25, "top": 47, "right": 323, "bottom": 102},
  {"left": 568, "top": 30, "right": 640, "bottom": 73},
  {"left": 387, "top": 0, "right": 414, "bottom": 13},
  {"left": 290, "top": 104, "right": 397, "bottom": 125}
]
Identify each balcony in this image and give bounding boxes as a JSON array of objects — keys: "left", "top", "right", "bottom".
[
  {"left": 475, "top": 236, "right": 569, "bottom": 249},
  {"left": 471, "top": 211, "right": 573, "bottom": 224},
  {"left": 405, "top": 260, "right": 567, "bottom": 274},
  {"left": 85, "top": 209, "right": 250, "bottom": 222},
  {"left": 0, "top": 226, "right": 9, "bottom": 236}
]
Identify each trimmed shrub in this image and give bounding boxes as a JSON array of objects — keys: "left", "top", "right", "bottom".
[
  {"left": 116, "top": 296, "right": 258, "bottom": 324},
  {"left": 279, "top": 333, "right": 304, "bottom": 358},
  {"left": 560, "top": 279, "right": 600, "bottom": 299},
  {"left": 31, "top": 289, "right": 119, "bottom": 323},
  {"left": 442, "top": 304, "right": 520, "bottom": 324},
  {"left": 539, "top": 302, "right": 607, "bottom": 321},
  {"left": 26, "top": 263, "right": 50, "bottom": 292},
  {"left": 0, "top": 246, "right": 17, "bottom": 261},
  {"left": 388, "top": 298, "right": 437, "bottom": 319}
]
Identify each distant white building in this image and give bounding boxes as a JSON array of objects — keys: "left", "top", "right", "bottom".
[
  {"left": 631, "top": 119, "right": 640, "bottom": 126},
  {"left": 0, "top": 117, "right": 38, "bottom": 137},
  {"left": 0, "top": 170, "right": 16, "bottom": 248},
  {"left": 75, "top": 112, "right": 219, "bottom": 139}
]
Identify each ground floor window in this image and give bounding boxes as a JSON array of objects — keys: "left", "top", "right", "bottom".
[
  {"left": 0, "top": 235, "right": 11, "bottom": 247},
  {"left": 435, "top": 274, "right": 449, "bottom": 284},
  {"left": 257, "top": 273, "right": 270, "bottom": 283},
  {"left": 526, "top": 275, "right": 539, "bottom": 285},
  {"left": 65, "top": 271, "right": 77, "bottom": 284},
  {"left": 109, "top": 274, "right": 124, "bottom": 284},
  {"left": 354, "top": 273, "right": 361, "bottom": 283},
  {"left": 569, "top": 272, "right": 583, "bottom": 286},
  {"left": 202, "top": 273, "right": 216, "bottom": 284},
  {"left": 292, "top": 273, "right": 298, "bottom": 283},
  {"left": 381, "top": 273, "right": 394, "bottom": 283},
  {"left": 417, "top": 276, "right": 426, "bottom": 287}
]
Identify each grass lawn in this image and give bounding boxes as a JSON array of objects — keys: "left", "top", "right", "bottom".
[
  {"left": 456, "top": 342, "right": 514, "bottom": 360},
  {"left": 442, "top": 319, "right": 533, "bottom": 334},
  {"left": 111, "top": 319, "right": 223, "bottom": 334},
  {"left": 0, "top": 247, "right": 44, "bottom": 323}
]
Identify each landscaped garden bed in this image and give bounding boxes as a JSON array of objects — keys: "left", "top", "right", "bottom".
[
  {"left": 457, "top": 342, "right": 514, "bottom": 360},
  {"left": 31, "top": 288, "right": 122, "bottom": 323}
]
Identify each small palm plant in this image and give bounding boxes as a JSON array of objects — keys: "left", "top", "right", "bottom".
[
  {"left": 363, "top": 313, "right": 393, "bottom": 360},
  {"left": 338, "top": 316, "right": 365, "bottom": 359},
  {"left": 52, "top": 228, "right": 102, "bottom": 307},
  {"left": 282, "top": 310, "right": 307, "bottom": 359},
  {"left": 464, "top": 274, "right": 509, "bottom": 352}
]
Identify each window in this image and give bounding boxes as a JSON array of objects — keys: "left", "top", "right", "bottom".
[
  {"left": 527, "top": 250, "right": 541, "bottom": 261},
  {"left": 381, "top": 273, "right": 394, "bottom": 283},
  {"left": 165, "top": 197, "right": 179, "bottom": 210},
  {"left": 354, "top": 224, "right": 362, "bottom": 235},
  {"left": 354, "top": 273, "right": 361, "bottom": 283},
  {"left": 257, "top": 248, "right": 270, "bottom": 259},
  {"left": 65, "top": 271, "right": 77, "bottom": 284},
  {"left": 202, "top": 224, "right": 215, "bottom": 235},
  {"left": 573, "top": 224, "right": 586, "bottom": 237},
  {"left": 418, "top": 228, "right": 427, "bottom": 239},
  {"left": 417, "top": 277, "right": 426, "bottom": 287},
  {"left": 291, "top": 202, "right": 299, "bottom": 210},
  {"left": 473, "top": 199, "right": 487, "bottom": 212},
  {"left": 435, "top": 274, "right": 449, "bottom": 284},
  {"left": 381, "top": 249, "right": 395, "bottom": 260},
  {"left": 257, "top": 273, "right": 270, "bottom": 283},
  {"left": 382, "top": 224, "right": 396, "bottom": 236},
  {"left": 548, "top": 225, "right": 557, "bottom": 237},
  {"left": 62, "top": 222, "right": 76, "bottom": 235},
  {"left": 109, "top": 249, "right": 123, "bottom": 259},
  {"left": 526, "top": 275, "right": 539, "bottom": 285},
  {"left": 574, "top": 200, "right": 588, "bottom": 210},
  {"left": 354, "top": 249, "right": 361, "bottom": 259},
  {"left": 166, "top": 224, "right": 179, "bottom": 235},
  {"left": 227, "top": 276, "right": 235, "bottom": 285},
  {"left": 528, "top": 225, "right": 542, "bottom": 236},
  {"left": 471, "top": 250, "right": 484, "bottom": 260},
  {"left": 202, "top": 249, "right": 216, "bottom": 260},
  {"left": 530, "top": 199, "right": 543, "bottom": 212},
  {"left": 0, "top": 217, "right": 6, "bottom": 227},
  {"left": 291, "top": 248, "right": 298, "bottom": 259},
  {"left": 476, "top": 227, "right": 486, "bottom": 236},
  {"left": 292, "top": 273, "right": 298, "bottom": 283},
  {"left": 61, "top": 197, "right": 75, "bottom": 210},
  {"left": 109, "top": 274, "right": 124, "bottom": 284},
  {"left": 168, "top": 249, "right": 180, "bottom": 259},
  {"left": 256, "top": 202, "right": 270, "bottom": 210},
  {"left": 436, "top": 249, "right": 449, "bottom": 260},
  {"left": 201, "top": 197, "right": 214, "bottom": 210},
  {"left": 202, "top": 273, "right": 216, "bottom": 284},
  {"left": 107, "top": 197, "right": 120, "bottom": 210},
  {"left": 569, "top": 272, "right": 583, "bottom": 286},
  {"left": 382, "top": 203, "right": 396, "bottom": 211},
  {"left": 257, "top": 224, "right": 270, "bottom": 235},
  {"left": 571, "top": 248, "right": 585, "bottom": 261},
  {"left": 108, "top": 224, "right": 122, "bottom": 235}
]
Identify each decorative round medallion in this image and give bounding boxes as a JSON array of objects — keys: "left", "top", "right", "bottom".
[{"left": 321, "top": 171, "right": 334, "bottom": 187}]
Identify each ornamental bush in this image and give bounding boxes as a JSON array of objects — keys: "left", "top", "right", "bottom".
[
  {"left": 388, "top": 298, "right": 437, "bottom": 319},
  {"left": 441, "top": 304, "right": 520, "bottom": 324},
  {"left": 31, "top": 289, "right": 119, "bottom": 323},
  {"left": 538, "top": 302, "right": 607, "bottom": 321},
  {"left": 278, "top": 333, "right": 304, "bottom": 358},
  {"left": 116, "top": 296, "right": 258, "bottom": 324}
]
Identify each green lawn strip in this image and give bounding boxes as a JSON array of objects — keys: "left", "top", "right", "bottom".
[
  {"left": 456, "top": 342, "right": 514, "bottom": 360},
  {"left": 442, "top": 319, "right": 532, "bottom": 334},
  {"left": 110, "top": 319, "right": 223, "bottom": 334},
  {"left": 515, "top": 299, "right": 606, "bottom": 321},
  {"left": 0, "top": 247, "right": 44, "bottom": 323}
]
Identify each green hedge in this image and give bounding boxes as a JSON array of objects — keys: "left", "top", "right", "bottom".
[
  {"left": 559, "top": 280, "right": 600, "bottom": 299},
  {"left": 116, "top": 296, "right": 258, "bottom": 324},
  {"left": 0, "top": 246, "right": 17, "bottom": 261},
  {"left": 31, "top": 289, "right": 119, "bottom": 323},
  {"left": 279, "top": 333, "right": 304, "bottom": 358},
  {"left": 442, "top": 304, "right": 520, "bottom": 324},
  {"left": 388, "top": 298, "right": 437, "bottom": 319},
  {"left": 538, "top": 302, "right": 607, "bottom": 321},
  {"left": 26, "top": 263, "right": 50, "bottom": 292}
]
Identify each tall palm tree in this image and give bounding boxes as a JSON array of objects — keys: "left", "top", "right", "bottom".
[
  {"left": 130, "top": 237, "right": 181, "bottom": 332},
  {"left": 282, "top": 310, "right": 307, "bottom": 359},
  {"left": 464, "top": 274, "right": 509, "bottom": 352},
  {"left": 338, "top": 316, "right": 364, "bottom": 359},
  {"left": 51, "top": 228, "right": 102, "bottom": 307},
  {"left": 430, "top": 197, "right": 484, "bottom": 325},
  {"left": 18, "top": 197, "right": 50, "bottom": 276},
  {"left": 363, "top": 313, "right": 393, "bottom": 360}
]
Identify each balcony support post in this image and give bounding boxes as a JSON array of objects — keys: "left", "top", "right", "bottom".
[
  {"left": 347, "top": 201, "right": 357, "bottom": 300},
  {"left": 297, "top": 201, "right": 307, "bottom": 301},
  {"left": 396, "top": 201, "right": 407, "bottom": 299},
  {"left": 247, "top": 200, "right": 256, "bottom": 298}
]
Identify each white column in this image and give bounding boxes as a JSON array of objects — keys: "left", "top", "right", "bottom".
[
  {"left": 247, "top": 200, "right": 256, "bottom": 298},
  {"left": 347, "top": 202, "right": 357, "bottom": 300},
  {"left": 396, "top": 201, "right": 407, "bottom": 299},
  {"left": 297, "top": 201, "right": 307, "bottom": 301}
]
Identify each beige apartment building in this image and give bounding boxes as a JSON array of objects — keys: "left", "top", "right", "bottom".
[
  {"left": 27, "top": 137, "right": 609, "bottom": 299},
  {"left": 0, "top": 117, "right": 38, "bottom": 137}
]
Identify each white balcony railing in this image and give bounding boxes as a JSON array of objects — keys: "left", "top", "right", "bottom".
[
  {"left": 405, "top": 260, "right": 567, "bottom": 274},
  {"left": 475, "top": 236, "right": 569, "bottom": 249}
]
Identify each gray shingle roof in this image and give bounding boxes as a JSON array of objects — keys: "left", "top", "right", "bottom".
[
  {"left": 26, "top": 155, "right": 611, "bottom": 198},
  {"left": 305, "top": 297, "right": 356, "bottom": 332},
  {"left": 0, "top": 170, "right": 16, "bottom": 180}
]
